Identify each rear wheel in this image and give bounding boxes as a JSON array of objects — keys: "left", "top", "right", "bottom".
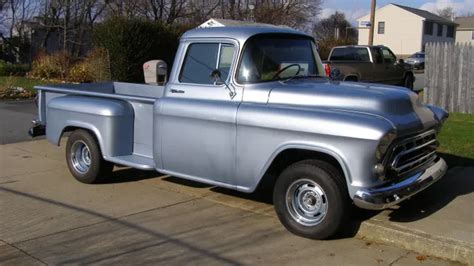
[
  {"left": 66, "top": 129, "right": 113, "bottom": 184},
  {"left": 273, "top": 160, "right": 349, "bottom": 239}
]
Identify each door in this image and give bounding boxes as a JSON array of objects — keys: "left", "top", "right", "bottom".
[
  {"left": 157, "top": 41, "right": 241, "bottom": 185},
  {"left": 380, "top": 47, "right": 405, "bottom": 85}
]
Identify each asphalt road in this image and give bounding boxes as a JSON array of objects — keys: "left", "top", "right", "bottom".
[{"left": 0, "top": 99, "right": 41, "bottom": 144}]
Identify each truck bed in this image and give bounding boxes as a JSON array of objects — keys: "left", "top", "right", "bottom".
[{"left": 36, "top": 82, "right": 164, "bottom": 169}]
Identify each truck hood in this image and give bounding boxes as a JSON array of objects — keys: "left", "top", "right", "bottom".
[{"left": 267, "top": 79, "right": 443, "bottom": 135}]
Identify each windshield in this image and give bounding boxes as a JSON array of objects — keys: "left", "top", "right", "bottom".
[{"left": 237, "top": 35, "right": 323, "bottom": 84}]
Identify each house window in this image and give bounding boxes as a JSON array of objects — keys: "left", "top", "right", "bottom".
[
  {"left": 437, "top": 24, "right": 443, "bottom": 36},
  {"left": 378, "top": 21, "right": 385, "bottom": 34},
  {"left": 424, "top": 21, "right": 433, "bottom": 35},
  {"left": 447, "top": 26, "right": 454, "bottom": 38}
]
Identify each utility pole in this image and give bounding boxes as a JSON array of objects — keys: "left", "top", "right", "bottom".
[{"left": 368, "top": 0, "right": 376, "bottom": 45}]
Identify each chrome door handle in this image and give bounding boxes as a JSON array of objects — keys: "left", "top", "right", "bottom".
[{"left": 170, "top": 89, "right": 185, "bottom": 94}]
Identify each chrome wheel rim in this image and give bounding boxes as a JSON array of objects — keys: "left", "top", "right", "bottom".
[
  {"left": 286, "top": 179, "right": 328, "bottom": 226},
  {"left": 71, "top": 140, "right": 91, "bottom": 174}
]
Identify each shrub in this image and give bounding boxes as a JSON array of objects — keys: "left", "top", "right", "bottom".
[
  {"left": 0, "top": 60, "right": 30, "bottom": 76},
  {"left": 67, "top": 47, "right": 111, "bottom": 83},
  {"left": 68, "top": 62, "right": 92, "bottom": 83},
  {"left": 93, "top": 17, "right": 181, "bottom": 82},
  {"left": 29, "top": 51, "right": 71, "bottom": 80}
]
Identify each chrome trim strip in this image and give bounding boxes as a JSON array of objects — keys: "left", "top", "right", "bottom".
[
  {"left": 395, "top": 150, "right": 437, "bottom": 172},
  {"left": 391, "top": 139, "right": 437, "bottom": 168}
]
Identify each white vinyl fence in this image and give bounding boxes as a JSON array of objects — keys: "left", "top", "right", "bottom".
[{"left": 424, "top": 42, "right": 473, "bottom": 114}]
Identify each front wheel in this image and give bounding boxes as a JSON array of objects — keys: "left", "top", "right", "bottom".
[
  {"left": 66, "top": 129, "right": 113, "bottom": 184},
  {"left": 273, "top": 160, "right": 349, "bottom": 239},
  {"left": 404, "top": 74, "right": 414, "bottom": 90}
]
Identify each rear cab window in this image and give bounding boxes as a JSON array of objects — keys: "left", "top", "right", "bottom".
[{"left": 329, "top": 47, "right": 370, "bottom": 62}]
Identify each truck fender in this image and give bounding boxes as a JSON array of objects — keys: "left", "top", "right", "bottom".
[
  {"left": 45, "top": 95, "right": 134, "bottom": 159},
  {"left": 256, "top": 143, "right": 352, "bottom": 188}
]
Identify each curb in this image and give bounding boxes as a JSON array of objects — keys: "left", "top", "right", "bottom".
[{"left": 357, "top": 219, "right": 474, "bottom": 265}]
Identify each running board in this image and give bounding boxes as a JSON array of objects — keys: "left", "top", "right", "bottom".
[{"left": 106, "top": 154, "right": 155, "bottom": 170}]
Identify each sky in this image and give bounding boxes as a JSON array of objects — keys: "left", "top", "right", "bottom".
[{"left": 321, "top": 0, "right": 474, "bottom": 25}]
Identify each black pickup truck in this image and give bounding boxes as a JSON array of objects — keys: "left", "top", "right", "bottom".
[{"left": 323, "top": 45, "right": 415, "bottom": 90}]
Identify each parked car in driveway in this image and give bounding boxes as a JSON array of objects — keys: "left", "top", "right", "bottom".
[
  {"left": 406, "top": 52, "right": 425, "bottom": 70},
  {"left": 323, "top": 45, "right": 415, "bottom": 90},
  {"left": 30, "top": 25, "right": 448, "bottom": 240}
]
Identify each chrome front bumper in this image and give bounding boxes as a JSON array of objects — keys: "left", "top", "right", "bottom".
[{"left": 353, "top": 158, "right": 447, "bottom": 210}]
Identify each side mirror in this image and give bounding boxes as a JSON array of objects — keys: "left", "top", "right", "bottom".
[
  {"left": 330, "top": 68, "right": 341, "bottom": 79},
  {"left": 397, "top": 59, "right": 405, "bottom": 65},
  {"left": 210, "top": 69, "right": 223, "bottom": 85},
  {"left": 210, "top": 69, "right": 237, "bottom": 99}
]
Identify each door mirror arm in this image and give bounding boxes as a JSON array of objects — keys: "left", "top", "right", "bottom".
[{"left": 210, "top": 69, "right": 236, "bottom": 99}]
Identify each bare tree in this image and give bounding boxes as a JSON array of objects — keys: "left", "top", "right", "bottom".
[
  {"left": 313, "top": 11, "right": 356, "bottom": 41},
  {"left": 438, "top": 7, "right": 455, "bottom": 20},
  {"left": 137, "top": 0, "right": 190, "bottom": 24},
  {"left": 0, "top": 0, "right": 39, "bottom": 62},
  {"left": 253, "top": 0, "right": 322, "bottom": 30}
]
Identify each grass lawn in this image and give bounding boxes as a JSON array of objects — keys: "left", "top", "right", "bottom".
[
  {"left": 0, "top": 76, "right": 51, "bottom": 94},
  {"left": 437, "top": 113, "right": 474, "bottom": 167}
]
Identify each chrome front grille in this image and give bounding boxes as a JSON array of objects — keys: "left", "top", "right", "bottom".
[{"left": 388, "top": 130, "right": 438, "bottom": 176}]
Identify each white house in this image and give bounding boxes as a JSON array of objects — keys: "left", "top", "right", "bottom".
[
  {"left": 455, "top": 16, "right": 474, "bottom": 44},
  {"left": 357, "top": 4, "right": 457, "bottom": 56}
]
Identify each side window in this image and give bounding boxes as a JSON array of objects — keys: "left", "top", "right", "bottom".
[
  {"left": 180, "top": 43, "right": 219, "bottom": 84},
  {"left": 381, "top": 47, "right": 396, "bottom": 64},
  {"left": 437, "top": 23, "right": 443, "bottom": 36},
  {"left": 371, "top": 48, "right": 383, "bottom": 64},
  {"left": 218, "top": 44, "right": 234, "bottom": 81},
  {"left": 180, "top": 43, "right": 234, "bottom": 84},
  {"left": 355, "top": 48, "right": 370, "bottom": 61}
]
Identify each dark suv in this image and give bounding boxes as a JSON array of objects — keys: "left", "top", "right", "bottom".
[{"left": 323, "top": 45, "right": 415, "bottom": 90}]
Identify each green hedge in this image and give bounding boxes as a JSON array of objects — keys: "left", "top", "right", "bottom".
[
  {"left": 0, "top": 60, "right": 30, "bottom": 76},
  {"left": 93, "top": 18, "right": 181, "bottom": 82}
]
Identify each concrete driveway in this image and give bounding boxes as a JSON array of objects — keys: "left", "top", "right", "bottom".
[{"left": 0, "top": 140, "right": 456, "bottom": 265}]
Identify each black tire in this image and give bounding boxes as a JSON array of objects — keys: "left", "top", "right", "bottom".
[
  {"left": 404, "top": 74, "right": 414, "bottom": 90},
  {"left": 273, "top": 160, "right": 349, "bottom": 239},
  {"left": 66, "top": 129, "right": 113, "bottom": 184}
]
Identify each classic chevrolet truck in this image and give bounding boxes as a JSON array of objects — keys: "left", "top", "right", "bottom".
[{"left": 30, "top": 25, "right": 448, "bottom": 239}]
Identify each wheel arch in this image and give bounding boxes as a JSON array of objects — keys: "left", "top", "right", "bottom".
[
  {"left": 343, "top": 75, "right": 359, "bottom": 82},
  {"left": 254, "top": 145, "right": 351, "bottom": 195},
  {"left": 53, "top": 122, "right": 106, "bottom": 159}
]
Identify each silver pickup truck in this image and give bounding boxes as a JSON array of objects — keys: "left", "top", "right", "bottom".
[{"left": 30, "top": 25, "right": 448, "bottom": 240}]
